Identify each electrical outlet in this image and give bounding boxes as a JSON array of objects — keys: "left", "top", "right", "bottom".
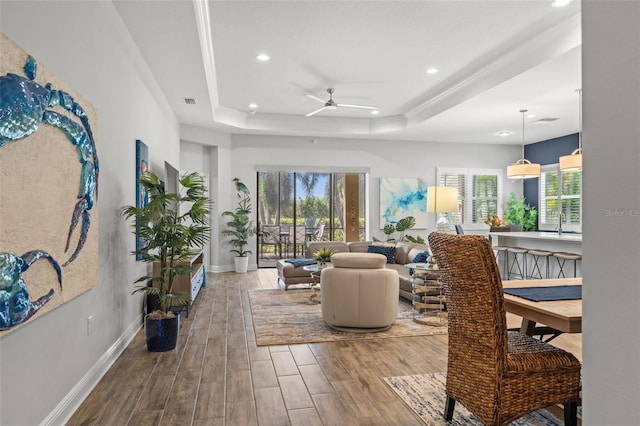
[{"left": 87, "top": 315, "right": 93, "bottom": 336}]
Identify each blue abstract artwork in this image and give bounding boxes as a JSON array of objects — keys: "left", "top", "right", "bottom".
[
  {"left": 135, "top": 140, "right": 149, "bottom": 260},
  {"left": 379, "top": 178, "right": 428, "bottom": 229}
]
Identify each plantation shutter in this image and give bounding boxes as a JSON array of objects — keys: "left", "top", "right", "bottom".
[{"left": 436, "top": 168, "right": 503, "bottom": 226}]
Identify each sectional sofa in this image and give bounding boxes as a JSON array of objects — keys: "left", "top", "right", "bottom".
[{"left": 276, "top": 240, "right": 432, "bottom": 301}]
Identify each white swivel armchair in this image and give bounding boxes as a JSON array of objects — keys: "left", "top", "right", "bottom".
[{"left": 321, "top": 252, "right": 399, "bottom": 332}]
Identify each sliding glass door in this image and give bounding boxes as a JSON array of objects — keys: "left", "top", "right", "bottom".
[{"left": 257, "top": 170, "right": 366, "bottom": 267}]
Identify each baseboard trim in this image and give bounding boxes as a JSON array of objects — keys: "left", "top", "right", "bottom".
[{"left": 42, "top": 315, "right": 143, "bottom": 426}]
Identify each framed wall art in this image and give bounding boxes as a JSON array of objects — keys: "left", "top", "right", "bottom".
[
  {"left": 135, "top": 139, "right": 149, "bottom": 260},
  {"left": 379, "top": 177, "right": 428, "bottom": 229}
]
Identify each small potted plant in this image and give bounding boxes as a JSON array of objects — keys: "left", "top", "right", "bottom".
[
  {"left": 504, "top": 193, "right": 538, "bottom": 231},
  {"left": 121, "top": 171, "right": 211, "bottom": 352},
  {"left": 222, "top": 178, "right": 255, "bottom": 273},
  {"left": 313, "top": 247, "right": 334, "bottom": 270}
]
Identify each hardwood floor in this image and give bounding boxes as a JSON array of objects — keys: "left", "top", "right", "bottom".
[{"left": 68, "top": 269, "right": 581, "bottom": 425}]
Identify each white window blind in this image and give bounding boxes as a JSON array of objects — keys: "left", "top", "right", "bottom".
[
  {"left": 436, "top": 168, "right": 503, "bottom": 226},
  {"left": 539, "top": 164, "right": 582, "bottom": 232}
]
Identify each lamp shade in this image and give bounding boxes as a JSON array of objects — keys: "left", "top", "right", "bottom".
[
  {"left": 559, "top": 148, "right": 582, "bottom": 171},
  {"left": 427, "top": 186, "right": 458, "bottom": 213},
  {"left": 507, "top": 159, "right": 541, "bottom": 179}
]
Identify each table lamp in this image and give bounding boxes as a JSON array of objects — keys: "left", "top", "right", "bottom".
[{"left": 427, "top": 186, "right": 458, "bottom": 233}]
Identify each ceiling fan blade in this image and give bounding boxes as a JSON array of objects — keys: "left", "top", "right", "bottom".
[
  {"left": 305, "top": 106, "right": 327, "bottom": 117},
  {"left": 305, "top": 94, "right": 326, "bottom": 104},
  {"left": 337, "top": 103, "right": 377, "bottom": 110}
]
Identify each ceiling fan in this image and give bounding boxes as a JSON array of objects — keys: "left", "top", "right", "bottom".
[{"left": 305, "top": 88, "right": 377, "bottom": 117}]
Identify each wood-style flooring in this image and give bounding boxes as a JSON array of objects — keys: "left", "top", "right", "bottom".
[{"left": 68, "top": 269, "right": 581, "bottom": 425}]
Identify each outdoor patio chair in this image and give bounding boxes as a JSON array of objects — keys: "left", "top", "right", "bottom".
[{"left": 260, "top": 224, "right": 281, "bottom": 258}]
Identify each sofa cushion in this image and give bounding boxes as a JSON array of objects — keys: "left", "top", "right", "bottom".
[
  {"left": 411, "top": 250, "right": 430, "bottom": 263},
  {"left": 367, "top": 244, "right": 395, "bottom": 263},
  {"left": 331, "top": 252, "right": 386, "bottom": 269},
  {"left": 347, "top": 241, "right": 373, "bottom": 253},
  {"left": 305, "top": 241, "right": 349, "bottom": 258},
  {"left": 394, "top": 241, "right": 430, "bottom": 265}
]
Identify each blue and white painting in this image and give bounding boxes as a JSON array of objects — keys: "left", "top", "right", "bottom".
[{"left": 380, "top": 178, "right": 428, "bottom": 229}]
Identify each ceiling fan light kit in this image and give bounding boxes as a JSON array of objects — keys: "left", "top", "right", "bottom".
[
  {"left": 305, "top": 88, "right": 377, "bottom": 117},
  {"left": 507, "top": 108, "right": 541, "bottom": 180}
]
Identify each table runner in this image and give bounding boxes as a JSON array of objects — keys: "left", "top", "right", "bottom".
[{"left": 504, "top": 285, "right": 581, "bottom": 302}]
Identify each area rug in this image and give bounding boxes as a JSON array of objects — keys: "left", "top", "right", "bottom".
[
  {"left": 384, "top": 372, "right": 577, "bottom": 425},
  {"left": 248, "top": 289, "right": 447, "bottom": 346}
]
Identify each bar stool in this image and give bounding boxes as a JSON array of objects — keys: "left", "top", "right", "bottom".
[
  {"left": 527, "top": 249, "right": 553, "bottom": 279},
  {"left": 553, "top": 252, "right": 582, "bottom": 278},
  {"left": 493, "top": 245, "right": 510, "bottom": 279},
  {"left": 506, "top": 247, "right": 528, "bottom": 280}
]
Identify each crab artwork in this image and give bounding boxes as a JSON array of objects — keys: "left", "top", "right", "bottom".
[
  {"left": 0, "top": 251, "right": 62, "bottom": 330},
  {"left": 0, "top": 34, "right": 99, "bottom": 332}
]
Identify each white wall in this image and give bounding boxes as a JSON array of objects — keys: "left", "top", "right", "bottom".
[
  {"left": 582, "top": 1, "right": 640, "bottom": 423},
  {"left": 181, "top": 133, "right": 523, "bottom": 272},
  {"left": 0, "top": 2, "right": 180, "bottom": 424}
]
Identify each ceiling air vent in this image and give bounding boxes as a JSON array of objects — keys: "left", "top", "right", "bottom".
[
  {"left": 183, "top": 98, "right": 196, "bottom": 105},
  {"left": 535, "top": 117, "right": 559, "bottom": 123}
]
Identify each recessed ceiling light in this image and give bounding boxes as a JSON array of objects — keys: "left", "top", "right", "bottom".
[
  {"left": 551, "top": 0, "right": 571, "bottom": 7},
  {"left": 527, "top": 114, "right": 536, "bottom": 118},
  {"left": 497, "top": 131, "right": 512, "bottom": 137},
  {"left": 371, "top": 110, "right": 379, "bottom": 115},
  {"left": 248, "top": 103, "right": 258, "bottom": 109},
  {"left": 256, "top": 53, "right": 270, "bottom": 62},
  {"left": 426, "top": 67, "right": 439, "bottom": 75}
]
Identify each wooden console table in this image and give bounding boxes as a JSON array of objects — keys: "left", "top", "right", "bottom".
[{"left": 152, "top": 251, "right": 205, "bottom": 315}]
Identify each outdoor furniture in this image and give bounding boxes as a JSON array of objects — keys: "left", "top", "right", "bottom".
[
  {"left": 428, "top": 232, "right": 581, "bottom": 426},
  {"left": 260, "top": 225, "right": 281, "bottom": 258},
  {"left": 320, "top": 252, "right": 399, "bottom": 332},
  {"left": 293, "top": 225, "right": 307, "bottom": 257}
]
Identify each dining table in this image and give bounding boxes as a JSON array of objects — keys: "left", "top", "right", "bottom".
[{"left": 502, "top": 277, "right": 582, "bottom": 336}]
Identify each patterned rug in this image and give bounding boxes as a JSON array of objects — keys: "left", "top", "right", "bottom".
[
  {"left": 384, "top": 372, "right": 575, "bottom": 425},
  {"left": 248, "top": 289, "right": 447, "bottom": 346}
]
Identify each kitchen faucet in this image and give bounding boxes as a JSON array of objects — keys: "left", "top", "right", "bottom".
[{"left": 557, "top": 210, "right": 566, "bottom": 235}]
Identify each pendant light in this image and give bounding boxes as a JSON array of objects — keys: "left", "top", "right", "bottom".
[
  {"left": 507, "top": 108, "right": 541, "bottom": 179},
  {"left": 559, "top": 89, "right": 583, "bottom": 171}
]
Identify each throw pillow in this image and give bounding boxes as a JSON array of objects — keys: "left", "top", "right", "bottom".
[
  {"left": 367, "top": 245, "right": 395, "bottom": 264},
  {"left": 412, "top": 251, "right": 430, "bottom": 263}
]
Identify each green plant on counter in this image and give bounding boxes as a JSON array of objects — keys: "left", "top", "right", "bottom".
[{"left": 504, "top": 193, "right": 538, "bottom": 232}]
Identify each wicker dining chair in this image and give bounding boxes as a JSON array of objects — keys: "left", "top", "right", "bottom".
[{"left": 427, "top": 232, "right": 581, "bottom": 426}]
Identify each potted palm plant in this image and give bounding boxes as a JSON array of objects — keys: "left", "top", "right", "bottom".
[
  {"left": 222, "top": 178, "right": 255, "bottom": 273},
  {"left": 121, "top": 171, "right": 211, "bottom": 351}
]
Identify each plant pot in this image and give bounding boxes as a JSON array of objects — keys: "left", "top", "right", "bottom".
[
  {"left": 234, "top": 256, "right": 249, "bottom": 273},
  {"left": 145, "top": 313, "right": 179, "bottom": 352}
]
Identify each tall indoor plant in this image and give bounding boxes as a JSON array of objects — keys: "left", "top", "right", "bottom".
[
  {"left": 222, "top": 178, "right": 255, "bottom": 273},
  {"left": 121, "top": 171, "right": 211, "bottom": 351}
]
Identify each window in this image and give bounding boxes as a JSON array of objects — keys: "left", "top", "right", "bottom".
[
  {"left": 539, "top": 164, "right": 582, "bottom": 232},
  {"left": 436, "top": 168, "right": 503, "bottom": 226}
]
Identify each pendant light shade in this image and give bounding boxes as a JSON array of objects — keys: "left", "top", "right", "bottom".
[
  {"left": 560, "top": 89, "right": 583, "bottom": 171},
  {"left": 507, "top": 159, "right": 541, "bottom": 179},
  {"left": 507, "top": 108, "right": 540, "bottom": 179}
]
